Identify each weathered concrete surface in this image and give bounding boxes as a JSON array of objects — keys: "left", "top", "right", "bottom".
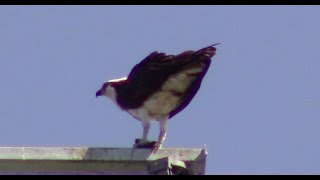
[{"left": 0, "top": 147, "right": 207, "bottom": 175}]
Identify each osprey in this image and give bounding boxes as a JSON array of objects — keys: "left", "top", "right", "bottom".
[{"left": 96, "top": 44, "right": 219, "bottom": 149}]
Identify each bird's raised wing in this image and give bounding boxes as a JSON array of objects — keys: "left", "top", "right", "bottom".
[
  {"left": 115, "top": 44, "right": 218, "bottom": 112},
  {"left": 168, "top": 45, "right": 218, "bottom": 118}
]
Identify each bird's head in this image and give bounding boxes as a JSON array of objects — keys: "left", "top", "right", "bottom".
[{"left": 96, "top": 77, "right": 127, "bottom": 101}]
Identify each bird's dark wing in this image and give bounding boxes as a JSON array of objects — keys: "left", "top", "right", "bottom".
[
  {"left": 169, "top": 45, "right": 217, "bottom": 118},
  {"left": 115, "top": 50, "right": 192, "bottom": 109},
  {"left": 115, "top": 44, "right": 217, "bottom": 111}
]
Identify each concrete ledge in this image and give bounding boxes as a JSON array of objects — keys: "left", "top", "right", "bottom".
[{"left": 0, "top": 147, "right": 207, "bottom": 175}]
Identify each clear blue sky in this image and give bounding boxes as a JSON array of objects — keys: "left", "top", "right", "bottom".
[{"left": 0, "top": 6, "right": 319, "bottom": 175}]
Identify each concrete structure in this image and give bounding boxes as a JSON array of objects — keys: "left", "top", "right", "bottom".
[{"left": 0, "top": 147, "right": 207, "bottom": 175}]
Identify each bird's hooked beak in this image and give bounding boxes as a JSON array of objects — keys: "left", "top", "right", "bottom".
[{"left": 96, "top": 90, "right": 103, "bottom": 98}]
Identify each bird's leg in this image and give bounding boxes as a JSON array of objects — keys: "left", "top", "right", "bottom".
[
  {"left": 141, "top": 119, "right": 150, "bottom": 144},
  {"left": 155, "top": 118, "right": 168, "bottom": 150},
  {"left": 134, "top": 119, "right": 152, "bottom": 148}
]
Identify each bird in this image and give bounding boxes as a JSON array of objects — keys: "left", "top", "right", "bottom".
[{"left": 96, "top": 44, "right": 219, "bottom": 150}]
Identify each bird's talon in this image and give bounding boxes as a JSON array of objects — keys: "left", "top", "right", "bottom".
[{"left": 133, "top": 139, "right": 158, "bottom": 149}]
